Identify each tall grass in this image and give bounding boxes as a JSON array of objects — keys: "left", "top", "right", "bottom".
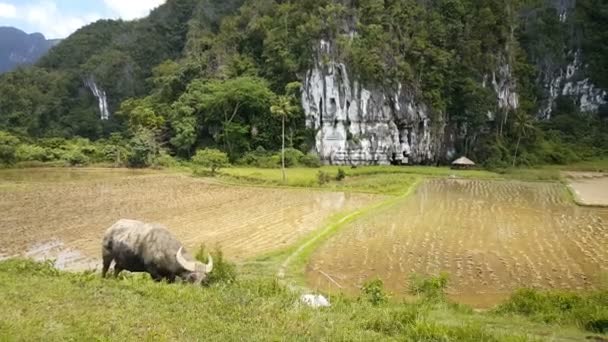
[
  {"left": 0, "top": 259, "right": 549, "bottom": 341},
  {"left": 496, "top": 288, "right": 608, "bottom": 333}
]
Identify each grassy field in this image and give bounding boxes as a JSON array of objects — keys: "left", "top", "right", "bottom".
[{"left": 1, "top": 259, "right": 606, "bottom": 341}]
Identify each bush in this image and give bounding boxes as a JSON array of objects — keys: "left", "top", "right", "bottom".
[
  {"left": 239, "top": 148, "right": 279, "bottom": 168},
  {"left": 15, "top": 144, "right": 51, "bottom": 162},
  {"left": 336, "top": 168, "right": 346, "bottom": 181},
  {"left": 300, "top": 153, "right": 322, "bottom": 168},
  {"left": 64, "top": 150, "right": 90, "bottom": 166},
  {"left": 317, "top": 170, "right": 331, "bottom": 185},
  {"left": 0, "top": 131, "right": 20, "bottom": 165},
  {"left": 496, "top": 288, "right": 608, "bottom": 333},
  {"left": 153, "top": 152, "right": 178, "bottom": 168},
  {"left": 281, "top": 148, "right": 304, "bottom": 167},
  {"left": 195, "top": 245, "right": 237, "bottom": 285},
  {"left": 408, "top": 273, "right": 449, "bottom": 302},
  {"left": 361, "top": 278, "right": 389, "bottom": 305},
  {"left": 101, "top": 144, "right": 129, "bottom": 166},
  {"left": 192, "top": 148, "right": 230, "bottom": 175},
  {"left": 127, "top": 129, "right": 161, "bottom": 168},
  {"left": 37, "top": 137, "right": 66, "bottom": 149}
]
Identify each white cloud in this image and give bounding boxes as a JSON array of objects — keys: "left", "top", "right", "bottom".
[
  {"left": 23, "top": 1, "right": 101, "bottom": 39},
  {"left": 104, "top": 0, "right": 165, "bottom": 20},
  {"left": 0, "top": 2, "right": 17, "bottom": 18}
]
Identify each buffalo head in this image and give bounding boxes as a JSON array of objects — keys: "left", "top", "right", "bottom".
[{"left": 176, "top": 247, "right": 213, "bottom": 284}]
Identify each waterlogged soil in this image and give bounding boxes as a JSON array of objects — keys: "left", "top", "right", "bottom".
[
  {"left": 0, "top": 168, "right": 381, "bottom": 270},
  {"left": 564, "top": 172, "right": 608, "bottom": 206},
  {"left": 307, "top": 179, "right": 608, "bottom": 308}
]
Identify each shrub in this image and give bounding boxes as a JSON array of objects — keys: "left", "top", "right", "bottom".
[
  {"left": 281, "top": 148, "right": 304, "bottom": 167},
  {"left": 408, "top": 273, "right": 449, "bottom": 302},
  {"left": 127, "top": 129, "right": 161, "bottom": 168},
  {"left": 299, "top": 153, "right": 322, "bottom": 168},
  {"left": 195, "top": 245, "right": 237, "bottom": 285},
  {"left": 239, "top": 148, "right": 279, "bottom": 168},
  {"left": 0, "top": 131, "right": 20, "bottom": 165},
  {"left": 15, "top": 144, "right": 50, "bottom": 162},
  {"left": 102, "top": 144, "right": 129, "bottom": 166},
  {"left": 317, "top": 170, "right": 331, "bottom": 185},
  {"left": 153, "top": 151, "right": 178, "bottom": 168},
  {"left": 496, "top": 288, "right": 608, "bottom": 333},
  {"left": 192, "top": 148, "right": 230, "bottom": 175},
  {"left": 336, "top": 168, "right": 346, "bottom": 181},
  {"left": 64, "top": 150, "right": 90, "bottom": 166},
  {"left": 361, "top": 278, "right": 389, "bottom": 305},
  {"left": 37, "top": 137, "right": 67, "bottom": 149}
]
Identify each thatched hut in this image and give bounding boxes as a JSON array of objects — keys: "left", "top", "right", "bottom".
[{"left": 451, "top": 156, "right": 476, "bottom": 170}]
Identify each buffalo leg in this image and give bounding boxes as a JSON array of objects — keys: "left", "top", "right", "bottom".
[
  {"left": 101, "top": 254, "right": 113, "bottom": 278},
  {"left": 113, "top": 265, "right": 123, "bottom": 278}
]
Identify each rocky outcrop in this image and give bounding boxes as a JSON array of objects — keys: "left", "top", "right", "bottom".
[
  {"left": 540, "top": 50, "right": 607, "bottom": 118},
  {"left": 534, "top": 1, "right": 606, "bottom": 118},
  {"left": 301, "top": 40, "right": 449, "bottom": 165}
]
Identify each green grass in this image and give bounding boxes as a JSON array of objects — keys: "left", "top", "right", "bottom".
[
  {"left": 3, "top": 259, "right": 605, "bottom": 341},
  {"left": 218, "top": 165, "right": 570, "bottom": 195},
  {"left": 219, "top": 166, "right": 499, "bottom": 196}
]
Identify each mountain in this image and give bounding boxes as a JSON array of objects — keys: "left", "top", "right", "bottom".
[
  {"left": 0, "top": 0, "right": 606, "bottom": 167},
  {"left": 0, "top": 27, "right": 58, "bottom": 74}
]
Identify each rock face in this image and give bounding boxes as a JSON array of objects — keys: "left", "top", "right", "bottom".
[
  {"left": 535, "top": 0, "right": 606, "bottom": 118},
  {"left": 301, "top": 40, "right": 448, "bottom": 165},
  {"left": 540, "top": 50, "right": 607, "bottom": 119}
]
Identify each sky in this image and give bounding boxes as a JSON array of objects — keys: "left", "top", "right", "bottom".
[{"left": 0, "top": 0, "right": 166, "bottom": 39}]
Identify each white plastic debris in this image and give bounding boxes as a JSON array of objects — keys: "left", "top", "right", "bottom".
[{"left": 300, "top": 294, "right": 331, "bottom": 308}]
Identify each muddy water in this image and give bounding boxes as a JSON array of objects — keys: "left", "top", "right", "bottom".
[
  {"left": 565, "top": 172, "right": 608, "bottom": 206},
  {"left": 307, "top": 179, "right": 608, "bottom": 308},
  {"left": 0, "top": 168, "right": 382, "bottom": 270}
]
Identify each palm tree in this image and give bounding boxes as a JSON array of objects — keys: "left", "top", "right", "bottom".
[
  {"left": 271, "top": 95, "right": 296, "bottom": 183},
  {"left": 512, "top": 110, "right": 535, "bottom": 167}
]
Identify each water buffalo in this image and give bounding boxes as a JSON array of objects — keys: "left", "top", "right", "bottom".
[{"left": 101, "top": 219, "right": 212, "bottom": 284}]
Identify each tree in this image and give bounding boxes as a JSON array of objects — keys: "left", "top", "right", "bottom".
[
  {"left": 271, "top": 82, "right": 300, "bottom": 182},
  {"left": 118, "top": 97, "right": 166, "bottom": 131},
  {"left": 192, "top": 148, "right": 229, "bottom": 175},
  {"left": 512, "top": 111, "right": 535, "bottom": 167},
  {"left": 176, "top": 77, "right": 276, "bottom": 160},
  {"left": 127, "top": 128, "right": 161, "bottom": 168}
]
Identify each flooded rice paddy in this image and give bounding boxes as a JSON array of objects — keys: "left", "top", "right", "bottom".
[
  {"left": 565, "top": 172, "right": 608, "bottom": 206},
  {"left": 0, "top": 169, "right": 381, "bottom": 269},
  {"left": 307, "top": 179, "right": 608, "bottom": 307}
]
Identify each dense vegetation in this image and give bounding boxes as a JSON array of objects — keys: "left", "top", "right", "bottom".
[{"left": 0, "top": 0, "right": 606, "bottom": 168}]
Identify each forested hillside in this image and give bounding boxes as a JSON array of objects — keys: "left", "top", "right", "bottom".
[{"left": 0, "top": 0, "right": 606, "bottom": 167}]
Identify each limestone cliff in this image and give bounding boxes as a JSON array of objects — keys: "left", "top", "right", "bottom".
[
  {"left": 301, "top": 40, "right": 450, "bottom": 165},
  {"left": 533, "top": 0, "right": 606, "bottom": 118},
  {"left": 539, "top": 49, "right": 606, "bottom": 118}
]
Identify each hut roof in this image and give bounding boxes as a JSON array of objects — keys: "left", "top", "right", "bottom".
[{"left": 452, "top": 156, "right": 476, "bottom": 165}]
